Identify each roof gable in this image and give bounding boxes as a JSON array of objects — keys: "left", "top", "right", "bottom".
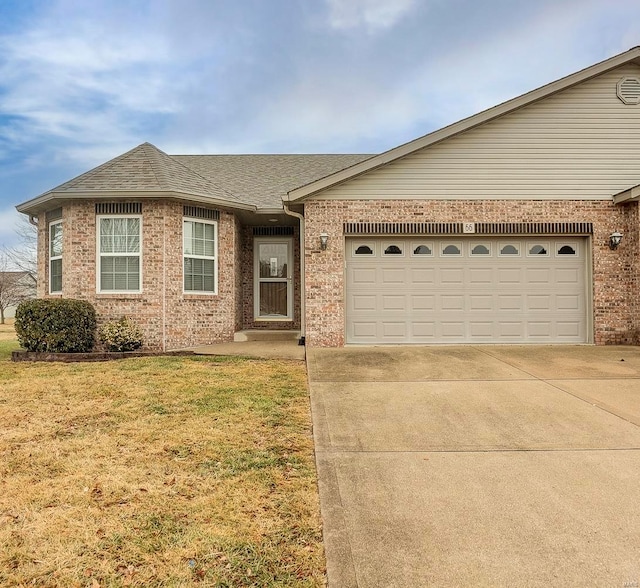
[{"left": 286, "top": 46, "right": 640, "bottom": 202}]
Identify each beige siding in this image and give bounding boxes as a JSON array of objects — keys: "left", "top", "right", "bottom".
[{"left": 314, "top": 65, "right": 640, "bottom": 201}]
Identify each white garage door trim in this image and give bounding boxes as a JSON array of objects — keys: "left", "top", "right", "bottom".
[{"left": 345, "top": 237, "right": 591, "bottom": 344}]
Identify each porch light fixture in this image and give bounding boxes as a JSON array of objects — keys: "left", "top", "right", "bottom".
[
  {"left": 609, "top": 232, "right": 623, "bottom": 250},
  {"left": 319, "top": 232, "right": 329, "bottom": 250}
]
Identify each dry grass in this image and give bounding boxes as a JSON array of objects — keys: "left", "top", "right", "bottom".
[{"left": 0, "top": 327, "right": 324, "bottom": 587}]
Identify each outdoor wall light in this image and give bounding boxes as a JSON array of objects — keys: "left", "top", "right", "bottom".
[
  {"left": 319, "top": 232, "right": 329, "bottom": 250},
  {"left": 609, "top": 232, "right": 623, "bottom": 250}
]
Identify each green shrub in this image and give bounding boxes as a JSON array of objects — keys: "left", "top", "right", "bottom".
[
  {"left": 99, "top": 317, "right": 144, "bottom": 352},
  {"left": 15, "top": 299, "right": 97, "bottom": 352}
]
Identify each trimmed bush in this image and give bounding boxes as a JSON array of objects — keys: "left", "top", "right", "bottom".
[
  {"left": 99, "top": 317, "right": 144, "bottom": 352},
  {"left": 15, "top": 299, "right": 97, "bottom": 352}
]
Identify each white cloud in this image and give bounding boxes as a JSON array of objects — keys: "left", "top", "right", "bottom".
[
  {"left": 0, "top": 207, "right": 26, "bottom": 248},
  {"left": 0, "top": 14, "right": 181, "bottom": 168},
  {"left": 326, "top": 0, "right": 418, "bottom": 32}
]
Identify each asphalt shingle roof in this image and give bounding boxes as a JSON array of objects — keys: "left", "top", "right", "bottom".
[
  {"left": 175, "top": 153, "right": 373, "bottom": 208},
  {"left": 42, "top": 143, "right": 373, "bottom": 210}
]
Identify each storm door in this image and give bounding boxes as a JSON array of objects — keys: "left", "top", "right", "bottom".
[{"left": 254, "top": 238, "right": 293, "bottom": 320}]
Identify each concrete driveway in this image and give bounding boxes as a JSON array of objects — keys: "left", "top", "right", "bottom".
[{"left": 307, "top": 346, "right": 640, "bottom": 587}]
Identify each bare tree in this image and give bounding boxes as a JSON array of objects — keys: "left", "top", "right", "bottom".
[
  {"left": 5, "top": 214, "right": 38, "bottom": 285},
  {"left": 0, "top": 249, "right": 36, "bottom": 324}
]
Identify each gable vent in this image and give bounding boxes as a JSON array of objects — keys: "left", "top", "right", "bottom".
[
  {"left": 96, "top": 202, "right": 142, "bottom": 215},
  {"left": 617, "top": 76, "right": 640, "bottom": 105},
  {"left": 183, "top": 206, "right": 220, "bottom": 220}
]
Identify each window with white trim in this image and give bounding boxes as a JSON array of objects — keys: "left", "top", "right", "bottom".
[
  {"left": 183, "top": 218, "right": 217, "bottom": 293},
  {"left": 49, "top": 220, "right": 63, "bottom": 293},
  {"left": 98, "top": 216, "right": 141, "bottom": 292}
]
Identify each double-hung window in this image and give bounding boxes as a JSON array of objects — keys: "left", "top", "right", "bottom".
[
  {"left": 183, "top": 218, "right": 217, "bottom": 293},
  {"left": 49, "top": 220, "right": 63, "bottom": 293},
  {"left": 98, "top": 216, "right": 142, "bottom": 292}
]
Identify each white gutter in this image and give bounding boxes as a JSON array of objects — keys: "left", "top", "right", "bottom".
[
  {"left": 16, "top": 190, "right": 257, "bottom": 215},
  {"left": 283, "top": 203, "right": 305, "bottom": 344}
]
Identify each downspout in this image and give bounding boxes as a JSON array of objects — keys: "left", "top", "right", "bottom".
[
  {"left": 283, "top": 203, "right": 305, "bottom": 345},
  {"left": 28, "top": 214, "right": 38, "bottom": 227}
]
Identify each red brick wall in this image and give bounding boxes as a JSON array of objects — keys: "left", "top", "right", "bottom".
[
  {"left": 39, "top": 200, "right": 241, "bottom": 350},
  {"left": 304, "top": 199, "right": 640, "bottom": 346}
]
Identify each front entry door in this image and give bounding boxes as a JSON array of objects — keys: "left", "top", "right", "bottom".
[{"left": 254, "top": 238, "right": 293, "bottom": 320}]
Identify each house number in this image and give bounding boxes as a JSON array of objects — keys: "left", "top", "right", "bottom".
[
  {"left": 463, "top": 222, "right": 476, "bottom": 234},
  {"left": 270, "top": 258, "right": 278, "bottom": 276}
]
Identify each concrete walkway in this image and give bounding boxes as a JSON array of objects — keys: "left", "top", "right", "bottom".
[
  {"left": 189, "top": 339, "right": 305, "bottom": 361},
  {"left": 307, "top": 345, "right": 640, "bottom": 587}
]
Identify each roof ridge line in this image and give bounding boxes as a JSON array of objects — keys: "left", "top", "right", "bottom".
[{"left": 140, "top": 143, "right": 166, "bottom": 190}]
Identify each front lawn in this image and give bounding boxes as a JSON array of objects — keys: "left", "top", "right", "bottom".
[{"left": 0, "top": 325, "right": 324, "bottom": 586}]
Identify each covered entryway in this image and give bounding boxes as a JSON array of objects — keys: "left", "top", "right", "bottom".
[{"left": 346, "top": 237, "right": 589, "bottom": 344}]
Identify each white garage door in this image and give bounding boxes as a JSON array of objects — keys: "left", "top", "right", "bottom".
[{"left": 346, "top": 237, "right": 589, "bottom": 344}]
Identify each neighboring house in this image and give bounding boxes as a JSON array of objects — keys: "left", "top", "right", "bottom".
[
  {"left": 0, "top": 271, "right": 37, "bottom": 322},
  {"left": 16, "top": 47, "right": 640, "bottom": 349}
]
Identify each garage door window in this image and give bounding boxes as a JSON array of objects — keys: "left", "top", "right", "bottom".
[
  {"left": 441, "top": 243, "right": 462, "bottom": 256},
  {"left": 471, "top": 244, "right": 491, "bottom": 256},
  {"left": 528, "top": 244, "right": 549, "bottom": 256},
  {"left": 354, "top": 244, "right": 375, "bottom": 256},
  {"left": 412, "top": 244, "right": 433, "bottom": 256},
  {"left": 499, "top": 244, "right": 520, "bottom": 256},
  {"left": 557, "top": 244, "right": 577, "bottom": 255},
  {"left": 384, "top": 244, "right": 403, "bottom": 255}
]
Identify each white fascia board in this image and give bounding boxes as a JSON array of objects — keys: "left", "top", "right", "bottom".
[
  {"left": 16, "top": 190, "right": 257, "bottom": 214},
  {"left": 613, "top": 184, "right": 640, "bottom": 204},
  {"left": 286, "top": 47, "right": 640, "bottom": 202}
]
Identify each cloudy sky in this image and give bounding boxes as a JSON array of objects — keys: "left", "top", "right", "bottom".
[{"left": 1, "top": 0, "right": 640, "bottom": 248}]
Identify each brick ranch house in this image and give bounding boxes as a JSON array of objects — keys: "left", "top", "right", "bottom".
[{"left": 16, "top": 47, "right": 640, "bottom": 350}]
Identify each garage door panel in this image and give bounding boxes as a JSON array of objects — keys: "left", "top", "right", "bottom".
[
  {"left": 410, "top": 268, "right": 435, "bottom": 284},
  {"left": 411, "top": 295, "right": 435, "bottom": 311},
  {"left": 352, "top": 322, "right": 377, "bottom": 338},
  {"left": 527, "top": 295, "right": 552, "bottom": 311},
  {"left": 497, "top": 322, "right": 523, "bottom": 338},
  {"left": 346, "top": 237, "right": 588, "bottom": 344},
  {"left": 441, "top": 295, "right": 464, "bottom": 311},
  {"left": 469, "top": 322, "right": 494, "bottom": 337},
  {"left": 381, "top": 268, "right": 406, "bottom": 284},
  {"left": 526, "top": 268, "right": 551, "bottom": 284},
  {"left": 469, "top": 295, "right": 493, "bottom": 311},
  {"left": 498, "top": 268, "right": 521, "bottom": 283},
  {"left": 351, "top": 295, "right": 377, "bottom": 311},
  {"left": 528, "top": 322, "right": 552, "bottom": 337},
  {"left": 556, "top": 268, "right": 579, "bottom": 284},
  {"left": 411, "top": 322, "right": 435, "bottom": 338},
  {"left": 440, "top": 268, "right": 464, "bottom": 284},
  {"left": 352, "top": 268, "right": 377, "bottom": 284},
  {"left": 382, "top": 295, "right": 406, "bottom": 311},
  {"left": 469, "top": 268, "right": 493, "bottom": 283},
  {"left": 498, "top": 295, "right": 522, "bottom": 310},
  {"left": 382, "top": 322, "right": 407, "bottom": 338},
  {"left": 557, "top": 295, "right": 580, "bottom": 310},
  {"left": 441, "top": 322, "right": 465, "bottom": 337},
  {"left": 557, "top": 321, "right": 581, "bottom": 338}
]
